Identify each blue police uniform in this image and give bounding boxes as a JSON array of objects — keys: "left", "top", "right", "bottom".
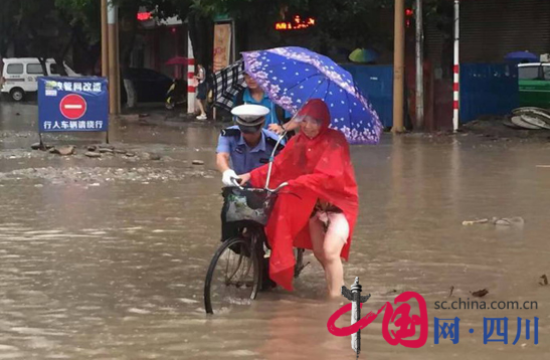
[{"left": 216, "top": 125, "right": 284, "bottom": 175}]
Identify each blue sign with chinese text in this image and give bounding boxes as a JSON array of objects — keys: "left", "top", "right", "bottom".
[{"left": 38, "top": 77, "right": 108, "bottom": 132}]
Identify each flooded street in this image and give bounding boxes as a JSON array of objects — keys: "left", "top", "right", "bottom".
[{"left": 0, "top": 102, "right": 549, "bottom": 359}]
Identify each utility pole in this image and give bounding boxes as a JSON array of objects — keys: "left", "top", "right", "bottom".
[
  {"left": 101, "top": 0, "right": 108, "bottom": 78},
  {"left": 392, "top": 0, "right": 405, "bottom": 133},
  {"left": 107, "top": 0, "right": 120, "bottom": 115},
  {"left": 453, "top": 0, "right": 460, "bottom": 132},
  {"left": 415, "top": 0, "right": 424, "bottom": 130},
  {"left": 187, "top": 34, "right": 195, "bottom": 114}
]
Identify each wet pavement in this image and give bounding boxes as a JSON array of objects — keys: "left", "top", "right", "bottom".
[{"left": 0, "top": 102, "right": 549, "bottom": 359}]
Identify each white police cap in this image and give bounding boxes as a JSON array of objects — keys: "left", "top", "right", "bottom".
[{"left": 231, "top": 104, "right": 270, "bottom": 127}]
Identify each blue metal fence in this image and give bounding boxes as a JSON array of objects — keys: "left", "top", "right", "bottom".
[
  {"left": 342, "top": 63, "right": 518, "bottom": 128},
  {"left": 459, "top": 63, "right": 519, "bottom": 123},
  {"left": 341, "top": 64, "right": 394, "bottom": 128}
]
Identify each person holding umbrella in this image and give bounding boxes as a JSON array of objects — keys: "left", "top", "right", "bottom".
[
  {"left": 210, "top": 60, "right": 296, "bottom": 134},
  {"left": 238, "top": 99, "right": 359, "bottom": 297},
  {"left": 234, "top": 72, "right": 294, "bottom": 130}
]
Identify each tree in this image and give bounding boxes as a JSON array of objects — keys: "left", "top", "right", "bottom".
[
  {"left": 0, "top": 0, "right": 89, "bottom": 74},
  {"left": 188, "top": 0, "right": 397, "bottom": 57},
  {"left": 55, "top": 0, "right": 102, "bottom": 74},
  {"left": 424, "top": 0, "right": 454, "bottom": 77},
  {"left": 13, "top": 0, "right": 76, "bottom": 75},
  {"left": 0, "top": 0, "right": 20, "bottom": 58}
]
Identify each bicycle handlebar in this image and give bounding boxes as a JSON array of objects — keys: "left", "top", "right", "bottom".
[{"left": 230, "top": 177, "right": 288, "bottom": 193}]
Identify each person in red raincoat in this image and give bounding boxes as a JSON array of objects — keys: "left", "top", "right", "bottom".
[{"left": 239, "top": 99, "right": 359, "bottom": 297}]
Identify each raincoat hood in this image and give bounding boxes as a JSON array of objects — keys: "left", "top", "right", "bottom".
[{"left": 295, "top": 99, "right": 331, "bottom": 137}]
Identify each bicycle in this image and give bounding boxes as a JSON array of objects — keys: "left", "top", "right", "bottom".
[{"left": 203, "top": 181, "right": 308, "bottom": 315}]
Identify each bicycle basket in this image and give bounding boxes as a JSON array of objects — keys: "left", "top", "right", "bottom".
[{"left": 223, "top": 187, "right": 277, "bottom": 226}]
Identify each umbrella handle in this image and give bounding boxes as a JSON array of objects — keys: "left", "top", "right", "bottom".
[{"left": 265, "top": 131, "right": 287, "bottom": 190}]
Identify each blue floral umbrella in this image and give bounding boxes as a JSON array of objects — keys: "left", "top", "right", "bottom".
[{"left": 242, "top": 47, "right": 382, "bottom": 145}]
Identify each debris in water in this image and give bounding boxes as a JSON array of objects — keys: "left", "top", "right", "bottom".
[
  {"left": 87, "top": 145, "right": 97, "bottom": 152},
  {"left": 99, "top": 148, "right": 114, "bottom": 154},
  {"left": 52, "top": 145, "right": 75, "bottom": 156},
  {"left": 127, "top": 308, "right": 150, "bottom": 315},
  {"left": 192, "top": 160, "right": 204, "bottom": 165},
  {"left": 540, "top": 274, "right": 548, "bottom": 286},
  {"left": 85, "top": 152, "right": 101, "bottom": 158},
  {"left": 492, "top": 217, "right": 524, "bottom": 226},
  {"left": 140, "top": 152, "right": 160, "bottom": 160},
  {"left": 462, "top": 218, "right": 489, "bottom": 226},
  {"left": 462, "top": 217, "right": 525, "bottom": 226},
  {"left": 471, "top": 289, "right": 489, "bottom": 298},
  {"left": 449, "top": 286, "right": 455, "bottom": 297},
  {"left": 178, "top": 298, "right": 199, "bottom": 304}
]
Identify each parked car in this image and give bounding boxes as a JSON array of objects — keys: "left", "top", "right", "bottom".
[
  {"left": 1, "top": 58, "right": 80, "bottom": 101},
  {"left": 518, "top": 62, "right": 550, "bottom": 108},
  {"left": 121, "top": 68, "right": 174, "bottom": 104}
]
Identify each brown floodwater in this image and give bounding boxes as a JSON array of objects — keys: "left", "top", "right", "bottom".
[{"left": 0, "top": 102, "right": 549, "bottom": 359}]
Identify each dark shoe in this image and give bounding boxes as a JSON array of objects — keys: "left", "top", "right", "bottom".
[
  {"left": 260, "top": 257, "right": 276, "bottom": 291},
  {"left": 261, "top": 277, "right": 277, "bottom": 291}
]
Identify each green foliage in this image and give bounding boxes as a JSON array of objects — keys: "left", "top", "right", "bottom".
[
  {"left": 0, "top": 0, "right": 20, "bottom": 56},
  {"left": 187, "top": 0, "right": 397, "bottom": 52},
  {"left": 1, "top": 0, "right": 454, "bottom": 67},
  {"left": 56, "top": 0, "right": 101, "bottom": 43}
]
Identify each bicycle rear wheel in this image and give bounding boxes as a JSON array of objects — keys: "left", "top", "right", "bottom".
[{"left": 204, "top": 237, "right": 260, "bottom": 315}]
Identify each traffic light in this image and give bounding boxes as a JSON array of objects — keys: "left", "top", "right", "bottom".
[{"left": 406, "top": 8, "right": 414, "bottom": 28}]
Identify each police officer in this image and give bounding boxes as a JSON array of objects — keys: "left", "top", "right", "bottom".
[{"left": 216, "top": 104, "right": 284, "bottom": 186}]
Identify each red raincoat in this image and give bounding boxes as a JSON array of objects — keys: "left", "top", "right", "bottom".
[{"left": 249, "top": 99, "right": 359, "bottom": 291}]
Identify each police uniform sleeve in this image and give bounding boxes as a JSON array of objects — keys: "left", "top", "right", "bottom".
[
  {"left": 217, "top": 128, "right": 242, "bottom": 153},
  {"left": 216, "top": 133, "right": 231, "bottom": 153}
]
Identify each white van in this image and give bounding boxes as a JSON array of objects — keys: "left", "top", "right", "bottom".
[{"left": 0, "top": 58, "right": 80, "bottom": 101}]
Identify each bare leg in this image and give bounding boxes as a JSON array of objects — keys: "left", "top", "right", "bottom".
[
  {"left": 323, "top": 213, "right": 349, "bottom": 297},
  {"left": 196, "top": 99, "right": 206, "bottom": 117},
  {"left": 309, "top": 216, "right": 326, "bottom": 269},
  {"left": 309, "top": 213, "right": 350, "bottom": 297}
]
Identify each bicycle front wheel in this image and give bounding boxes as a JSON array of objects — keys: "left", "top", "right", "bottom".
[{"left": 204, "top": 237, "right": 260, "bottom": 315}]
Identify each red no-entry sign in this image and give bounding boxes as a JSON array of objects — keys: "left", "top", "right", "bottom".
[{"left": 59, "top": 94, "right": 87, "bottom": 120}]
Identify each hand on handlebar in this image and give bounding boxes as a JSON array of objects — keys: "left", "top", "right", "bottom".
[
  {"left": 238, "top": 173, "right": 251, "bottom": 185},
  {"left": 222, "top": 169, "right": 238, "bottom": 186}
]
